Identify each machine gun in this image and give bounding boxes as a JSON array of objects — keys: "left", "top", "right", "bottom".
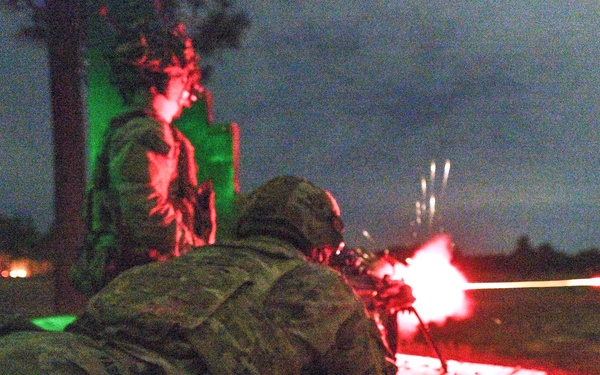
[{"left": 329, "top": 246, "right": 448, "bottom": 373}]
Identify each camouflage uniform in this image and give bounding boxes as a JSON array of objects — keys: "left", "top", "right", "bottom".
[
  {"left": 71, "top": 109, "right": 214, "bottom": 296},
  {"left": 67, "top": 237, "right": 396, "bottom": 374},
  {"left": 0, "top": 331, "right": 139, "bottom": 375}
]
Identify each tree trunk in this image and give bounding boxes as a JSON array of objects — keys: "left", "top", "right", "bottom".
[{"left": 47, "top": 0, "right": 87, "bottom": 314}]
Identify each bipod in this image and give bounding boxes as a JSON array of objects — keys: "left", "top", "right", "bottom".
[{"left": 401, "top": 306, "right": 448, "bottom": 373}]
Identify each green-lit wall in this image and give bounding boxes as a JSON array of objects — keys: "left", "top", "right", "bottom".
[
  {"left": 85, "top": 51, "right": 239, "bottom": 239},
  {"left": 86, "top": 49, "right": 125, "bottom": 177},
  {"left": 176, "top": 100, "right": 239, "bottom": 238}
]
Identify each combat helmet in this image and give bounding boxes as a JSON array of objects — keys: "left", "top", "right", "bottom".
[
  {"left": 93, "top": 1, "right": 202, "bottom": 105},
  {"left": 236, "top": 176, "right": 345, "bottom": 263}
]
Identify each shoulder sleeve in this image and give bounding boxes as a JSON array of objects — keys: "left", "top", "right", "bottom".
[{"left": 264, "top": 263, "right": 397, "bottom": 375}]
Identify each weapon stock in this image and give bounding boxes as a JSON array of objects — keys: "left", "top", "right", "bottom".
[
  {"left": 330, "top": 246, "right": 449, "bottom": 372},
  {"left": 330, "top": 247, "right": 416, "bottom": 311},
  {"left": 330, "top": 247, "right": 415, "bottom": 355}
]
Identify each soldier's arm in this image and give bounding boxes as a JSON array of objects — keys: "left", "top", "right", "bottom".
[{"left": 265, "top": 263, "right": 397, "bottom": 375}]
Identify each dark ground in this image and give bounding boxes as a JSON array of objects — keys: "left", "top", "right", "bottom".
[
  {"left": 400, "top": 285, "right": 600, "bottom": 375},
  {"left": 0, "top": 276, "right": 55, "bottom": 318},
  {"left": 1, "top": 275, "right": 598, "bottom": 374}
]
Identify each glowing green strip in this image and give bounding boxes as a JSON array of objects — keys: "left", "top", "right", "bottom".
[{"left": 30, "top": 315, "right": 78, "bottom": 331}]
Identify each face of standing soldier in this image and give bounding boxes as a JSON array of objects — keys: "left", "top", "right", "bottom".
[{"left": 151, "top": 65, "right": 201, "bottom": 124}]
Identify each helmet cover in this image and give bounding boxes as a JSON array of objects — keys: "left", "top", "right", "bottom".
[{"left": 236, "top": 176, "right": 344, "bottom": 262}]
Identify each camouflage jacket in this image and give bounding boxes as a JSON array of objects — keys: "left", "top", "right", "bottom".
[
  {"left": 71, "top": 109, "right": 213, "bottom": 296},
  {"left": 70, "top": 236, "right": 397, "bottom": 375}
]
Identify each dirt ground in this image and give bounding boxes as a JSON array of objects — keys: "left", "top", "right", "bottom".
[{"left": 0, "top": 276, "right": 55, "bottom": 318}]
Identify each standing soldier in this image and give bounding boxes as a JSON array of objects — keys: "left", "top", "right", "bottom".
[{"left": 70, "top": 17, "right": 216, "bottom": 296}]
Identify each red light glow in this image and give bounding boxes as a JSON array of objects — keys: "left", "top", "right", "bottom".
[{"left": 372, "top": 235, "right": 470, "bottom": 336}]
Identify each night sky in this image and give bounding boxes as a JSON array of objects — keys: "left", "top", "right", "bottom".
[{"left": 1, "top": 2, "right": 599, "bottom": 255}]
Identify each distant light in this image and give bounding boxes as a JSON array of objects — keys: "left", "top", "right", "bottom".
[{"left": 9, "top": 269, "right": 28, "bottom": 278}]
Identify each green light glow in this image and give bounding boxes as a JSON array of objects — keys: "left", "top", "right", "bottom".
[
  {"left": 30, "top": 315, "right": 78, "bottom": 332},
  {"left": 85, "top": 49, "right": 125, "bottom": 177},
  {"left": 176, "top": 101, "right": 239, "bottom": 238}
]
